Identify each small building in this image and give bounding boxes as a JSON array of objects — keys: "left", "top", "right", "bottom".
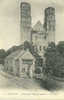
[{"left": 4, "top": 49, "right": 35, "bottom": 78}]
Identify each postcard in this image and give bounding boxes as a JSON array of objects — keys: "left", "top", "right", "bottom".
[{"left": 0, "top": 0, "right": 64, "bottom": 99}]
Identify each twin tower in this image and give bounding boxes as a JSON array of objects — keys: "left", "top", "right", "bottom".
[{"left": 20, "top": 2, "right": 56, "bottom": 44}]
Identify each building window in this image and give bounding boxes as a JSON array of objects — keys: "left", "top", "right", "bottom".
[
  {"left": 22, "top": 68, "right": 25, "bottom": 73},
  {"left": 35, "top": 35, "right": 37, "bottom": 41},
  {"left": 10, "top": 66, "right": 13, "bottom": 72},
  {"left": 7, "top": 61, "right": 8, "bottom": 64},
  {"left": 39, "top": 46, "right": 42, "bottom": 51},
  {"left": 34, "top": 45, "right": 38, "bottom": 52},
  {"left": 6, "top": 66, "right": 8, "bottom": 71}
]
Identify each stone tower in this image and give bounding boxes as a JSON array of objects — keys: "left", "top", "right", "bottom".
[
  {"left": 44, "top": 7, "right": 56, "bottom": 43},
  {"left": 20, "top": 2, "right": 31, "bottom": 42}
]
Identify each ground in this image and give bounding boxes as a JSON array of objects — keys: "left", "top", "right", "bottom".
[
  {"left": 0, "top": 64, "right": 64, "bottom": 91},
  {"left": 0, "top": 64, "right": 43, "bottom": 89},
  {"left": 0, "top": 70, "right": 42, "bottom": 89}
]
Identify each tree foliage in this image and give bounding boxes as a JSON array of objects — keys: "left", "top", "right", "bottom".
[
  {"left": 44, "top": 42, "right": 64, "bottom": 78},
  {"left": 0, "top": 49, "right": 6, "bottom": 64},
  {"left": 57, "top": 41, "right": 64, "bottom": 56}
]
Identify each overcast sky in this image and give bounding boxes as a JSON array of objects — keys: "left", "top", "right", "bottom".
[{"left": 0, "top": 0, "right": 64, "bottom": 50}]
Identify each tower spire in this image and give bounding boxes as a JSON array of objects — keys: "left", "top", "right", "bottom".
[
  {"left": 20, "top": 1, "right": 32, "bottom": 42},
  {"left": 44, "top": 7, "right": 56, "bottom": 43}
]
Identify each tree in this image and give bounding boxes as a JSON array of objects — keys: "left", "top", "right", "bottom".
[
  {"left": 44, "top": 42, "right": 57, "bottom": 76},
  {"left": 0, "top": 49, "right": 6, "bottom": 64},
  {"left": 24, "top": 41, "right": 30, "bottom": 50},
  {"left": 57, "top": 41, "right": 64, "bottom": 56},
  {"left": 6, "top": 44, "right": 24, "bottom": 56},
  {"left": 44, "top": 42, "right": 64, "bottom": 78},
  {"left": 35, "top": 68, "right": 41, "bottom": 74}
]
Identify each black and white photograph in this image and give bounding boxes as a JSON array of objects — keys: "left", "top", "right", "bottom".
[{"left": 0, "top": 0, "right": 64, "bottom": 95}]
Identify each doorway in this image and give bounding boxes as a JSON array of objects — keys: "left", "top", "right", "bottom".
[{"left": 15, "top": 59, "right": 20, "bottom": 76}]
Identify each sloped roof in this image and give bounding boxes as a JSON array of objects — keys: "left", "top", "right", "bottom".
[
  {"left": 6, "top": 49, "right": 35, "bottom": 60},
  {"left": 21, "top": 49, "right": 34, "bottom": 60},
  {"left": 33, "top": 21, "right": 45, "bottom": 32},
  {"left": 6, "top": 49, "right": 24, "bottom": 59}
]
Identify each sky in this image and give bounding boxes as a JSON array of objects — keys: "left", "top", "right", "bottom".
[{"left": 0, "top": 0, "right": 64, "bottom": 50}]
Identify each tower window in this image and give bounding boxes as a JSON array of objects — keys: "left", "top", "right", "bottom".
[
  {"left": 39, "top": 46, "right": 42, "bottom": 51},
  {"left": 35, "top": 35, "right": 37, "bottom": 41},
  {"left": 34, "top": 45, "right": 37, "bottom": 52}
]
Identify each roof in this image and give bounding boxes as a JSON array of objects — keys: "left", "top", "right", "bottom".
[
  {"left": 6, "top": 49, "right": 24, "bottom": 59},
  {"left": 45, "top": 7, "right": 55, "bottom": 10},
  {"left": 33, "top": 21, "right": 45, "bottom": 33},
  {"left": 21, "top": 49, "right": 34, "bottom": 60},
  {"left": 21, "top": 1, "right": 31, "bottom": 6},
  {"left": 6, "top": 49, "right": 35, "bottom": 60}
]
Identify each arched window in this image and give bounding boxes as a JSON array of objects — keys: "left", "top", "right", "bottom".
[{"left": 39, "top": 46, "right": 42, "bottom": 51}]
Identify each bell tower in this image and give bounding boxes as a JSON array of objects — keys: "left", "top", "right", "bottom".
[
  {"left": 44, "top": 7, "right": 56, "bottom": 43},
  {"left": 20, "top": 2, "right": 32, "bottom": 42}
]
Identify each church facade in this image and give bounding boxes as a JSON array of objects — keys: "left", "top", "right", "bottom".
[
  {"left": 4, "top": 2, "right": 56, "bottom": 78},
  {"left": 20, "top": 2, "right": 56, "bottom": 57},
  {"left": 31, "top": 21, "right": 47, "bottom": 57}
]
